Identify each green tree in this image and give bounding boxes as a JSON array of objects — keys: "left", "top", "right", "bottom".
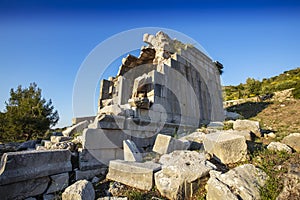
[
  {"left": 245, "top": 78, "right": 262, "bottom": 97},
  {"left": 2, "top": 83, "right": 59, "bottom": 141}
]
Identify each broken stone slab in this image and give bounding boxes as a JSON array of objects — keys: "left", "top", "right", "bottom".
[
  {"left": 155, "top": 151, "right": 214, "bottom": 200},
  {"left": 282, "top": 133, "right": 300, "bottom": 152},
  {"left": 123, "top": 140, "right": 143, "bottom": 162},
  {"left": 63, "top": 120, "right": 90, "bottom": 137},
  {"left": 82, "top": 128, "right": 130, "bottom": 149},
  {"left": 106, "top": 159, "right": 161, "bottom": 191},
  {"left": 267, "top": 142, "right": 292, "bottom": 153},
  {"left": 62, "top": 180, "right": 95, "bottom": 200},
  {"left": 203, "top": 131, "right": 247, "bottom": 164},
  {"left": 0, "top": 176, "right": 50, "bottom": 200},
  {"left": 0, "top": 150, "right": 72, "bottom": 185},
  {"left": 46, "top": 172, "right": 69, "bottom": 194},
  {"left": 152, "top": 134, "right": 189, "bottom": 154},
  {"left": 50, "top": 136, "right": 72, "bottom": 143},
  {"left": 206, "top": 164, "right": 268, "bottom": 200},
  {"left": 233, "top": 119, "right": 261, "bottom": 137},
  {"left": 75, "top": 168, "right": 107, "bottom": 181}
]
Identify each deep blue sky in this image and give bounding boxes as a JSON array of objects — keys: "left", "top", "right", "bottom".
[{"left": 1, "top": 0, "right": 300, "bottom": 128}]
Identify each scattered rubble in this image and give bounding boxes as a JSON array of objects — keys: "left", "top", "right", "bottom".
[{"left": 206, "top": 164, "right": 268, "bottom": 200}]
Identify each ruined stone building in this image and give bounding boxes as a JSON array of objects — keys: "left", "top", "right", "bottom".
[{"left": 81, "top": 31, "right": 224, "bottom": 164}]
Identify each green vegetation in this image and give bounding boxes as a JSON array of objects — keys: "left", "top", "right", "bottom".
[
  {"left": 251, "top": 149, "right": 291, "bottom": 200},
  {"left": 0, "top": 83, "right": 59, "bottom": 142},
  {"left": 224, "top": 67, "right": 300, "bottom": 100}
]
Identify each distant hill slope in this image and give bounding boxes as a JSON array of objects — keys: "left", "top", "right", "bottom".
[{"left": 223, "top": 67, "right": 300, "bottom": 101}]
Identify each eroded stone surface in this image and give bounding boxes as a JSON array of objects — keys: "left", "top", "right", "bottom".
[
  {"left": 62, "top": 180, "right": 95, "bottom": 200},
  {"left": 155, "top": 151, "right": 214, "bottom": 199}
]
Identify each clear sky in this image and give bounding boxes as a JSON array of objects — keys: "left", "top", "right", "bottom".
[{"left": 0, "top": 0, "right": 300, "bottom": 128}]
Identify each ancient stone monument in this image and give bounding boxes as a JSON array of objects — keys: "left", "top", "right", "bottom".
[{"left": 82, "top": 31, "right": 224, "bottom": 165}]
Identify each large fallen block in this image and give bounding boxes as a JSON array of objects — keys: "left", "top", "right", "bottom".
[
  {"left": 155, "top": 150, "right": 214, "bottom": 199},
  {"left": 106, "top": 160, "right": 161, "bottom": 191},
  {"left": 203, "top": 131, "right": 247, "bottom": 164},
  {"left": 152, "top": 134, "right": 189, "bottom": 154},
  {"left": 0, "top": 149, "right": 72, "bottom": 185}
]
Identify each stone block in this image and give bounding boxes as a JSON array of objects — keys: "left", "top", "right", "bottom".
[
  {"left": 75, "top": 168, "right": 107, "bottom": 181},
  {"left": 82, "top": 128, "right": 130, "bottom": 149},
  {"left": 50, "top": 136, "right": 72, "bottom": 143},
  {"left": 79, "top": 148, "right": 123, "bottom": 169},
  {"left": 123, "top": 140, "right": 143, "bottom": 162},
  {"left": 62, "top": 180, "right": 95, "bottom": 200},
  {"left": 46, "top": 172, "right": 69, "bottom": 194},
  {"left": 203, "top": 132, "right": 247, "bottom": 164},
  {"left": 0, "top": 150, "right": 72, "bottom": 185},
  {"left": 106, "top": 160, "right": 161, "bottom": 191},
  {"left": 152, "top": 134, "right": 189, "bottom": 154},
  {"left": 0, "top": 176, "right": 50, "bottom": 200}
]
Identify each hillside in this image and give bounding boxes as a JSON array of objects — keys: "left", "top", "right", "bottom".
[
  {"left": 225, "top": 67, "right": 300, "bottom": 139},
  {"left": 224, "top": 67, "right": 300, "bottom": 101}
]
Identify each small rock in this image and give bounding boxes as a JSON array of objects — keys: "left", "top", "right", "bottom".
[
  {"left": 62, "top": 180, "right": 95, "bottom": 200},
  {"left": 267, "top": 142, "right": 292, "bottom": 153},
  {"left": 282, "top": 133, "right": 300, "bottom": 152}
]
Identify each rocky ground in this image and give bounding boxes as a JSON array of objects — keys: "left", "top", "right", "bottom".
[{"left": 1, "top": 95, "right": 299, "bottom": 200}]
